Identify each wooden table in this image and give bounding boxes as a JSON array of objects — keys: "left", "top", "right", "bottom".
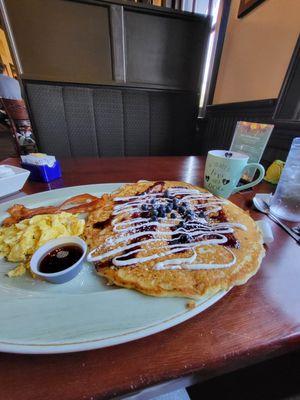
[{"left": 1, "top": 156, "right": 300, "bottom": 400}]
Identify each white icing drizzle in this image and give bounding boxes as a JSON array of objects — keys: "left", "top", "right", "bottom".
[{"left": 87, "top": 185, "right": 247, "bottom": 270}]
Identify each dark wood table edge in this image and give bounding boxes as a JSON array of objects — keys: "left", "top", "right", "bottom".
[{"left": 95, "top": 325, "right": 300, "bottom": 399}]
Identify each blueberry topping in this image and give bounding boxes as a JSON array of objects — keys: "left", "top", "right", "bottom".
[
  {"left": 164, "top": 190, "right": 170, "bottom": 198},
  {"left": 179, "top": 233, "right": 191, "bottom": 243},
  {"left": 186, "top": 213, "right": 195, "bottom": 221},
  {"left": 170, "top": 212, "right": 176, "bottom": 219},
  {"left": 141, "top": 204, "right": 148, "bottom": 211},
  {"left": 178, "top": 221, "right": 185, "bottom": 228},
  {"left": 172, "top": 198, "right": 179, "bottom": 210},
  {"left": 157, "top": 204, "right": 166, "bottom": 218},
  {"left": 151, "top": 209, "right": 158, "bottom": 217},
  {"left": 150, "top": 198, "right": 155, "bottom": 205},
  {"left": 198, "top": 211, "right": 205, "bottom": 218},
  {"left": 151, "top": 215, "right": 158, "bottom": 222},
  {"left": 165, "top": 205, "right": 172, "bottom": 213},
  {"left": 178, "top": 206, "right": 186, "bottom": 214},
  {"left": 182, "top": 202, "right": 188, "bottom": 207},
  {"left": 185, "top": 210, "right": 195, "bottom": 219}
]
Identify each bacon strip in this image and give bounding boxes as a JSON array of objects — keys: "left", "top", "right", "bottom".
[{"left": 2, "top": 194, "right": 103, "bottom": 227}]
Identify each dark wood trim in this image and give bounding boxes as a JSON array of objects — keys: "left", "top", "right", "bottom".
[
  {"left": 237, "top": 0, "right": 266, "bottom": 18},
  {"left": 19, "top": 75, "right": 202, "bottom": 93},
  {"left": 22, "top": 79, "right": 200, "bottom": 95},
  {"left": 273, "top": 34, "right": 300, "bottom": 124},
  {"left": 109, "top": 5, "right": 126, "bottom": 82},
  {"left": 207, "top": 98, "right": 276, "bottom": 113},
  {"left": 207, "top": 0, "right": 231, "bottom": 106}
]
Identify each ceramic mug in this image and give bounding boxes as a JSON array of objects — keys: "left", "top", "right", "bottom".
[{"left": 204, "top": 150, "right": 265, "bottom": 198}]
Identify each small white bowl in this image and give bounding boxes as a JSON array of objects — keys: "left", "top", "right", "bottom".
[
  {"left": 0, "top": 165, "right": 30, "bottom": 198},
  {"left": 30, "top": 237, "right": 87, "bottom": 284}
]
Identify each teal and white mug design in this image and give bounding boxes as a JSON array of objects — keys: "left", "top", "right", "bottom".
[{"left": 204, "top": 150, "right": 265, "bottom": 198}]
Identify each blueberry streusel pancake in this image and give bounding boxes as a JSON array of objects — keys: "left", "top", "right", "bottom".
[{"left": 84, "top": 181, "right": 265, "bottom": 299}]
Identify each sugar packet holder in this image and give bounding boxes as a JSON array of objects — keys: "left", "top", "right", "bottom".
[{"left": 21, "top": 153, "right": 62, "bottom": 182}]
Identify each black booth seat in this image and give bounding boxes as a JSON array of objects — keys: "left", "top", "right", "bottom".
[{"left": 25, "top": 82, "right": 199, "bottom": 158}]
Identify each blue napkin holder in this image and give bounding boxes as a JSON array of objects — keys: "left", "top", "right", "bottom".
[{"left": 21, "top": 160, "right": 62, "bottom": 182}]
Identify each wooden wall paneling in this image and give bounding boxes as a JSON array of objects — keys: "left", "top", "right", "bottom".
[
  {"left": 25, "top": 83, "right": 72, "bottom": 158},
  {"left": 265, "top": 121, "right": 300, "bottom": 163},
  {"left": 2, "top": 0, "right": 210, "bottom": 91},
  {"left": 124, "top": 9, "right": 209, "bottom": 90},
  {"left": 24, "top": 80, "right": 200, "bottom": 157},
  {"left": 109, "top": 5, "right": 126, "bottom": 82},
  {"left": 273, "top": 34, "right": 300, "bottom": 123},
  {"left": 123, "top": 90, "right": 150, "bottom": 156},
  {"left": 194, "top": 117, "right": 208, "bottom": 154},
  {"left": 171, "top": 91, "right": 199, "bottom": 155},
  {"left": 199, "top": 99, "right": 300, "bottom": 164},
  {"left": 2, "top": 0, "right": 113, "bottom": 84},
  {"left": 1, "top": 0, "right": 210, "bottom": 158}
]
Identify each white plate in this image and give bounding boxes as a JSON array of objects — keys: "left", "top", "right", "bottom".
[{"left": 0, "top": 184, "right": 228, "bottom": 354}]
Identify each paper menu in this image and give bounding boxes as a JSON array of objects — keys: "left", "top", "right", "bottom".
[{"left": 230, "top": 121, "right": 274, "bottom": 181}]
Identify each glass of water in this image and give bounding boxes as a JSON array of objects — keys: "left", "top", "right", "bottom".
[{"left": 270, "top": 137, "right": 300, "bottom": 222}]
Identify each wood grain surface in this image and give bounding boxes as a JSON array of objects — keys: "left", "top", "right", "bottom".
[{"left": 0, "top": 156, "right": 300, "bottom": 400}]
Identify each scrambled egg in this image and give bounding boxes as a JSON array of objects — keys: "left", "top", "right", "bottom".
[{"left": 0, "top": 212, "right": 85, "bottom": 277}]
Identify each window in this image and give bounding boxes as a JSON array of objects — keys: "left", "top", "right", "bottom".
[{"left": 181, "top": 0, "right": 223, "bottom": 115}]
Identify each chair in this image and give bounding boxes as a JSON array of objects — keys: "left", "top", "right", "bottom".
[{"left": 0, "top": 98, "right": 37, "bottom": 155}]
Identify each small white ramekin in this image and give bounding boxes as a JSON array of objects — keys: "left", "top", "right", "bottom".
[{"left": 30, "top": 236, "right": 87, "bottom": 284}]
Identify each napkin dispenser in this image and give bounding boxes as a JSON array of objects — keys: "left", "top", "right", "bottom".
[{"left": 21, "top": 153, "right": 62, "bottom": 182}]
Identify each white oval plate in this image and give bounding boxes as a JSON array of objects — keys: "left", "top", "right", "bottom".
[{"left": 0, "top": 184, "right": 228, "bottom": 354}]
